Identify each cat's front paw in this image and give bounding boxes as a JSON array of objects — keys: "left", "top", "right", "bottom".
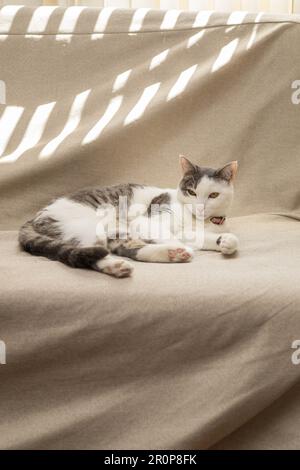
[
  {"left": 97, "top": 257, "right": 134, "bottom": 278},
  {"left": 217, "top": 233, "right": 238, "bottom": 255}
]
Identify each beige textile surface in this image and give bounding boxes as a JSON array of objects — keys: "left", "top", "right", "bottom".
[{"left": 0, "top": 7, "right": 300, "bottom": 449}]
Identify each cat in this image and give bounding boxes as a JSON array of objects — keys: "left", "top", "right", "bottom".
[{"left": 19, "top": 156, "right": 238, "bottom": 278}]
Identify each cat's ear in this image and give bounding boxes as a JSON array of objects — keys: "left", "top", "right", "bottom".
[
  {"left": 216, "top": 161, "right": 238, "bottom": 182},
  {"left": 179, "top": 155, "right": 195, "bottom": 175}
]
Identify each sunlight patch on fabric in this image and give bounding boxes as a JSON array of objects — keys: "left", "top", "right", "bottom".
[
  {"left": 192, "top": 10, "right": 213, "bottom": 28},
  {"left": 113, "top": 70, "right": 132, "bottom": 93},
  {"left": 247, "top": 12, "right": 263, "bottom": 50},
  {"left": 91, "top": 7, "right": 116, "bottom": 40},
  {"left": 124, "top": 83, "right": 160, "bottom": 126},
  {"left": 149, "top": 49, "right": 169, "bottom": 71},
  {"left": 0, "top": 5, "right": 24, "bottom": 41},
  {"left": 129, "top": 8, "right": 150, "bottom": 33},
  {"left": 227, "top": 11, "right": 248, "bottom": 25},
  {"left": 160, "top": 10, "right": 181, "bottom": 30},
  {"left": 40, "top": 90, "right": 90, "bottom": 159},
  {"left": 187, "top": 30, "right": 205, "bottom": 49},
  {"left": 56, "top": 6, "right": 86, "bottom": 42},
  {"left": 1, "top": 102, "right": 55, "bottom": 164},
  {"left": 167, "top": 65, "right": 197, "bottom": 101},
  {"left": 25, "top": 6, "right": 58, "bottom": 38},
  {"left": 0, "top": 106, "right": 24, "bottom": 157},
  {"left": 82, "top": 95, "right": 123, "bottom": 145},
  {"left": 212, "top": 39, "right": 239, "bottom": 72}
]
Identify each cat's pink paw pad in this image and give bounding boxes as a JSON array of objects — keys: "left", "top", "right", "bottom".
[
  {"left": 102, "top": 259, "right": 134, "bottom": 278},
  {"left": 168, "top": 247, "right": 193, "bottom": 263}
]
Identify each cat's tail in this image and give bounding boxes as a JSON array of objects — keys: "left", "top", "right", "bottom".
[{"left": 19, "top": 220, "right": 109, "bottom": 269}]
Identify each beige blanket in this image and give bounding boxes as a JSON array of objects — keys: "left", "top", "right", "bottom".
[{"left": 0, "top": 7, "right": 300, "bottom": 449}]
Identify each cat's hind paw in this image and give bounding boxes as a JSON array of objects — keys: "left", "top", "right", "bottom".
[{"left": 217, "top": 233, "right": 238, "bottom": 255}]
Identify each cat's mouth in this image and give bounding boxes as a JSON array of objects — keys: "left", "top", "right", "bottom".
[{"left": 210, "top": 216, "right": 226, "bottom": 225}]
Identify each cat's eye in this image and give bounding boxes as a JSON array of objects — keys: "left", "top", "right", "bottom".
[
  {"left": 187, "top": 188, "right": 197, "bottom": 197},
  {"left": 209, "top": 192, "right": 220, "bottom": 199}
]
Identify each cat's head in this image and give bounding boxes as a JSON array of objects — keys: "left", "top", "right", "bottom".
[{"left": 177, "top": 156, "right": 238, "bottom": 220}]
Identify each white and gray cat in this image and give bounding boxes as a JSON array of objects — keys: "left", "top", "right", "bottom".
[{"left": 19, "top": 156, "right": 238, "bottom": 278}]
